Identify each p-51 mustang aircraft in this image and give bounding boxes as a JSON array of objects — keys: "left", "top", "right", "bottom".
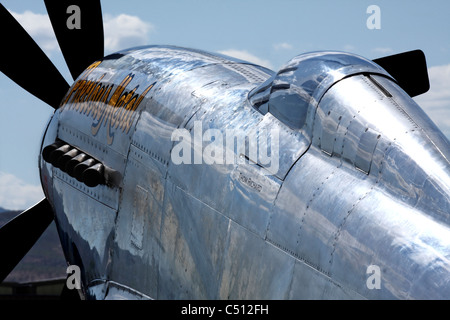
[{"left": 0, "top": 1, "right": 449, "bottom": 300}]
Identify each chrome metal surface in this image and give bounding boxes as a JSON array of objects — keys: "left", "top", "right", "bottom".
[{"left": 39, "top": 46, "right": 450, "bottom": 299}]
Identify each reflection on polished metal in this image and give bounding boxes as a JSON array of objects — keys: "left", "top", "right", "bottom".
[
  {"left": 38, "top": 46, "right": 449, "bottom": 300},
  {"left": 249, "top": 51, "right": 393, "bottom": 132},
  {"left": 3, "top": 0, "right": 445, "bottom": 300}
]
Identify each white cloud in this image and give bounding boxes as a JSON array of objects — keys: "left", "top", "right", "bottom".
[
  {"left": 372, "top": 47, "right": 394, "bottom": 55},
  {"left": 10, "top": 10, "right": 58, "bottom": 52},
  {"left": 218, "top": 49, "right": 273, "bottom": 69},
  {"left": 274, "top": 42, "right": 293, "bottom": 51},
  {"left": 414, "top": 64, "right": 450, "bottom": 138},
  {"left": 343, "top": 44, "right": 357, "bottom": 52},
  {"left": 104, "top": 14, "right": 154, "bottom": 52},
  {"left": 9, "top": 10, "right": 154, "bottom": 54},
  {"left": 0, "top": 172, "right": 44, "bottom": 211}
]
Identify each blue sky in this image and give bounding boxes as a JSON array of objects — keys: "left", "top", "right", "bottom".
[{"left": 0, "top": 0, "right": 449, "bottom": 210}]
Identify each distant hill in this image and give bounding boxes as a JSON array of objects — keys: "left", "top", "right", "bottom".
[
  {"left": 0, "top": 209, "right": 67, "bottom": 283},
  {"left": 0, "top": 209, "right": 22, "bottom": 228}
]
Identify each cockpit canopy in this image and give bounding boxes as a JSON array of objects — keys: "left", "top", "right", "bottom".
[{"left": 249, "top": 51, "right": 393, "bottom": 133}]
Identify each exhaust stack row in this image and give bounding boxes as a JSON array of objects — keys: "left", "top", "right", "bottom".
[{"left": 42, "top": 140, "right": 110, "bottom": 188}]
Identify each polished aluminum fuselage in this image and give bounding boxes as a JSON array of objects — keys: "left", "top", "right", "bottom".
[{"left": 39, "top": 46, "right": 450, "bottom": 299}]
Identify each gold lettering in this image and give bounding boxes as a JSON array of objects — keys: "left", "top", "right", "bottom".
[
  {"left": 114, "top": 88, "right": 137, "bottom": 129},
  {"left": 121, "top": 83, "right": 155, "bottom": 133},
  {"left": 108, "top": 75, "right": 133, "bottom": 108},
  {"left": 120, "top": 96, "right": 138, "bottom": 133},
  {"left": 60, "top": 60, "right": 101, "bottom": 109},
  {"left": 61, "top": 80, "right": 81, "bottom": 109},
  {"left": 91, "top": 86, "right": 112, "bottom": 136},
  {"left": 86, "top": 84, "right": 103, "bottom": 117},
  {"left": 62, "top": 69, "right": 155, "bottom": 144},
  {"left": 135, "top": 83, "right": 154, "bottom": 107},
  {"left": 84, "top": 74, "right": 106, "bottom": 116}
]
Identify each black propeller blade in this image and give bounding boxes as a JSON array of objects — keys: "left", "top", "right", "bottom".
[
  {"left": 0, "top": 4, "right": 70, "bottom": 109},
  {"left": 0, "top": 199, "right": 54, "bottom": 283},
  {"left": 0, "top": 1, "right": 105, "bottom": 289},
  {"left": 44, "top": 0, "right": 104, "bottom": 81},
  {"left": 373, "top": 50, "right": 430, "bottom": 97}
]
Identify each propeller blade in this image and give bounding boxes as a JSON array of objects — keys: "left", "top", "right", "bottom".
[
  {"left": 0, "top": 4, "right": 70, "bottom": 109},
  {"left": 373, "top": 50, "right": 430, "bottom": 97},
  {"left": 0, "top": 199, "right": 54, "bottom": 283},
  {"left": 44, "top": 0, "right": 104, "bottom": 81}
]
